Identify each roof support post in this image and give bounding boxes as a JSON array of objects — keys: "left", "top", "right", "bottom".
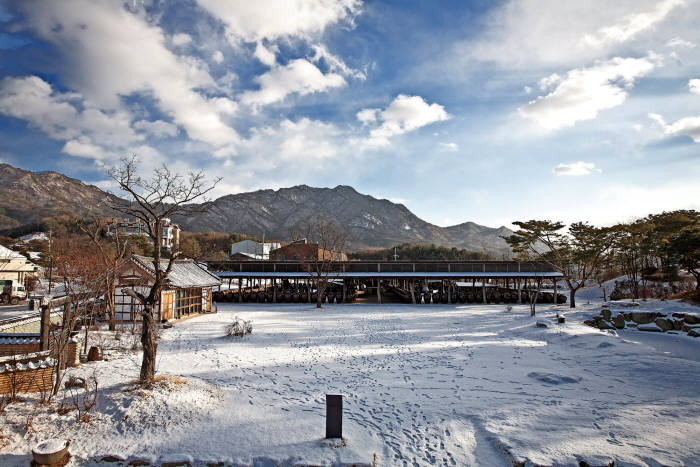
[
  {"left": 377, "top": 278, "right": 382, "bottom": 304},
  {"left": 410, "top": 279, "right": 416, "bottom": 304},
  {"left": 273, "top": 278, "right": 277, "bottom": 303},
  {"left": 482, "top": 280, "right": 487, "bottom": 304}
]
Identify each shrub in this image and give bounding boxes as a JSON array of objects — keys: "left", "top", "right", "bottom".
[{"left": 224, "top": 316, "right": 253, "bottom": 337}]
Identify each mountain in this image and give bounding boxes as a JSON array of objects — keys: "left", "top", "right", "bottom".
[
  {"left": 0, "top": 164, "right": 513, "bottom": 255},
  {"left": 173, "top": 185, "right": 513, "bottom": 255},
  {"left": 0, "top": 163, "right": 116, "bottom": 230}
]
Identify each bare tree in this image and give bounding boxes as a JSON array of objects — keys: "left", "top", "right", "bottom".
[
  {"left": 51, "top": 237, "right": 106, "bottom": 395},
  {"left": 108, "top": 156, "right": 220, "bottom": 387},
  {"left": 292, "top": 218, "right": 348, "bottom": 309},
  {"left": 78, "top": 218, "right": 131, "bottom": 331}
]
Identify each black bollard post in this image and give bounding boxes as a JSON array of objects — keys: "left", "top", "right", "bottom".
[{"left": 325, "top": 394, "right": 343, "bottom": 438}]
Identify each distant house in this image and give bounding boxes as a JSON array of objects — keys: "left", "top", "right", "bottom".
[
  {"left": 0, "top": 244, "right": 40, "bottom": 283},
  {"left": 230, "top": 240, "right": 280, "bottom": 259},
  {"left": 113, "top": 255, "right": 221, "bottom": 322},
  {"left": 106, "top": 217, "right": 181, "bottom": 250},
  {"left": 269, "top": 240, "right": 347, "bottom": 261}
]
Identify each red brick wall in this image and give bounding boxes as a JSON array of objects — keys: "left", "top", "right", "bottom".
[{"left": 270, "top": 243, "right": 347, "bottom": 261}]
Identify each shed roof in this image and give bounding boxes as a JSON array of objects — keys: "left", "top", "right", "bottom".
[{"left": 131, "top": 255, "right": 221, "bottom": 288}]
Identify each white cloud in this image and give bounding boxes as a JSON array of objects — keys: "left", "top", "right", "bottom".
[
  {"left": 241, "top": 117, "right": 344, "bottom": 169},
  {"left": 552, "top": 161, "right": 601, "bottom": 176},
  {"left": 363, "top": 94, "right": 451, "bottom": 147},
  {"left": 666, "top": 36, "right": 695, "bottom": 48},
  {"left": 649, "top": 112, "right": 700, "bottom": 142},
  {"left": 461, "top": 1, "right": 690, "bottom": 68},
  {"left": 195, "top": 0, "right": 361, "bottom": 43},
  {"left": 133, "top": 120, "right": 179, "bottom": 138},
  {"left": 240, "top": 59, "right": 345, "bottom": 107},
  {"left": 519, "top": 56, "right": 658, "bottom": 130},
  {"left": 311, "top": 44, "right": 366, "bottom": 80},
  {"left": 254, "top": 42, "right": 278, "bottom": 66},
  {"left": 0, "top": 75, "right": 142, "bottom": 148},
  {"left": 62, "top": 137, "right": 111, "bottom": 160},
  {"left": 171, "top": 33, "right": 192, "bottom": 46},
  {"left": 439, "top": 142, "right": 459, "bottom": 151},
  {"left": 689, "top": 79, "right": 700, "bottom": 95},
  {"left": 212, "top": 50, "right": 224, "bottom": 64},
  {"left": 538, "top": 73, "right": 561, "bottom": 91},
  {"left": 356, "top": 108, "right": 379, "bottom": 124},
  {"left": 17, "top": 1, "right": 240, "bottom": 150},
  {"left": 581, "top": 0, "right": 685, "bottom": 47}
]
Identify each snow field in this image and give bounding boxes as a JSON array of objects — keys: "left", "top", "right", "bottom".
[{"left": 1, "top": 298, "right": 699, "bottom": 466}]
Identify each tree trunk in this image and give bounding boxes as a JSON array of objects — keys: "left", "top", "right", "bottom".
[
  {"left": 569, "top": 288, "right": 576, "bottom": 308},
  {"left": 139, "top": 305, "right": 157, "bottom": 387},
  {"left": 106, "top": 276, "right": 116, "bottom": 331}
]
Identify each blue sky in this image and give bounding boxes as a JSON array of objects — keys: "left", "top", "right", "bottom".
[{"left": 0, "top": 0, "right": 699, "bottom": 229}]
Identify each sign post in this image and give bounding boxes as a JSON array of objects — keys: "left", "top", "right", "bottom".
[{"left": 325, "top": 394, "right": 343, "bottom": 438}]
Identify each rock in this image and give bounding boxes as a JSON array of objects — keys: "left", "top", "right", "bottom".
[
  {"left": 638, "top": 323, "right": 663, "bottom": 332},
  {"left": 682, "top": 324, "right": 700, "bottom": 332},
  {"left": 536, "top": 319, "right": 552, "bottom": 328},
  {"left": 655, "top": 318, "right": 674, "bottom": 331},
  {"left": 584, "top": 320, "right": 596, "bottom": 327},
  {"left": 598, "top": 320, "right": 615, "bottom": 330},
  {"left": 128, "top": 459, "right": 151, "bottom": 466},
  {"left": 684, "top": 314, "right": 700, "bottom": 325},
  {"left": 672, "top": 312, "right": 686, "bottom": 319},
  {"left": 617, "top": 302, "right": 640, "bottom": 308},
  {"left": 64, "top": 376, "right": 87, "bottom": 390},
  {"left": 630, "top": 311, "right": 656, "bottom": 324},
  {"left": 101, "top": 455, "right": 126, "bottom": 463},
  {"left": 689, "top": 329, "right": 700, "bottom": 338},
  {"left": 673, "top": 319, "right": 684, "bottom": 330},
  {"left": 601, "top": 309, "right": 612, "bottom": 321},
  {"left": 613, "top": 315, "right": 625, "bottom": 329}
]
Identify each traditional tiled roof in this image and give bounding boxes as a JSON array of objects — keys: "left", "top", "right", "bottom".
[{"left": 131, "top": 255, "right": 221, "bottom": 288}]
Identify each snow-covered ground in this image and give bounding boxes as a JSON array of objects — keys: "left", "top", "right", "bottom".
[{"left": 1, "top": 297, "right": 700, "bottom": 466}]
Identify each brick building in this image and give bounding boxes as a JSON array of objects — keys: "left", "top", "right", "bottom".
[{"left": 269, "top": 240, "right": 347, "bottom": 261}]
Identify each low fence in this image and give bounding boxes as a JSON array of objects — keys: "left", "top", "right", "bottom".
[{"left": 0, "top": 351, "right": 54, "bottom": 394}]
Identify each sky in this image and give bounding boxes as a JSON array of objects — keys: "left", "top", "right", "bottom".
[{"left": 0, "top": 0, "right": 699, "bottom": 230}]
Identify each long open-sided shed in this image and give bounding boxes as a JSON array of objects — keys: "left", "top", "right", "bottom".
[{"left": 207, "top": 260, "right": 564, "bottom": 305}]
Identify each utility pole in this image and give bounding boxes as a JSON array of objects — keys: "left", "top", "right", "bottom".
[
  {"left": 392, "top": 246, "right": 399, "bottom": 261},
  {"left": 47, "top": 228, "right": 53, "bottom": 294}
]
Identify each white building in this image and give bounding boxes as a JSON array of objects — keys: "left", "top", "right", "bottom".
[
  {"left": 0, "top": 244, "right": 39, "bottom": 283},
  {"left": 230, "top": 240, "right": 281, "bottom": 260},
  {"left": 106, "top": 217, "right": 180, "bottom": 250}
]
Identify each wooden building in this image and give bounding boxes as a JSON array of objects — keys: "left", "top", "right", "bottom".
[{"left": 114, "top": 255, "right": 221, "bottom": 322}]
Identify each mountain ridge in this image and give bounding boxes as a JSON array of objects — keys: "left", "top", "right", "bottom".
[{"left": 0, "top": 163, "right": 513, "bottom": 255}]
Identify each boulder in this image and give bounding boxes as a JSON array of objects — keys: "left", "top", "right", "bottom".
[
  {"left": 598, "top": 320, "right": 616, "bottom": 330},
  {"left": 630, "top": 311, "right": 656, "bottom": 324},
  {"left": 689, "top": 329, "right": 700, "bottom": 338},
  {"left": 672, "top": 312, "right": 686, "bottom": 319},
  {"left": 601, "top": 309, "right": 612, "bottom": 321},
  {"left": 673, "top": 319, "right": 684, "bottom": 330},
  {"left": 684, "top": 314, "right": 700, "bottom": 325},
  {"left": 638, "top": 323, "right": 663, "bottom": 332},
  {"left": 682, "top": 324, "right": 700, "bottom": 332},
  {"left": 536, "top": 319, "right": 552, "bottom": 328},
  {"left": 617, "top": 302, "right": 640, "bottom": 308},
  {"left": 612, "top": 315, "right": 625, "bottom": 329},
  {"left": 584, "top": 319, "right": 596, "bottom": 327},
  {"left": 655, "top": 318, "right": 674, "bottom": 331}
]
